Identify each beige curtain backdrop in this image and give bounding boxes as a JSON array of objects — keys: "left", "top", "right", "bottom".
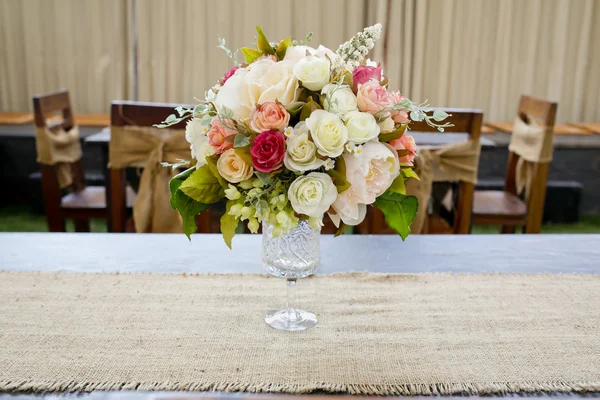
[
  {"left": 366, "top": 0, "right": 600, "bottom": 122},
  {"left": 0, "top": 0, "right": 131, "bottom": 113},
  {"left": 0, "top": 0, "right": 598, "bottom": 121}
]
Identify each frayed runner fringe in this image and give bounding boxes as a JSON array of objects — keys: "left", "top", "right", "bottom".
[{"left": 2, "top": 380, "right": 600, "bottom": 395}]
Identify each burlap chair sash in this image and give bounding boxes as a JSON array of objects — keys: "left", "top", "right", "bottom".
[
  {"left": 508, "top": 116, "right": 554, "bottom": 197},
  {"left": 34, "top": 125, "right": 82, "bottom": 188},
  {"left": 109, "top": 126, "right": 191, "bottom": 233},
  {"left": 407, "top": 139, "right": 481, "bottom": 233}
]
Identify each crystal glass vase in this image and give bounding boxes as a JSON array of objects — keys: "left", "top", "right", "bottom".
[{"left": 262, "top": 219, "right": 320, "bottom": 331}]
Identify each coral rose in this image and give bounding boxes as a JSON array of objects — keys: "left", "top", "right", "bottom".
[
  {"left": 352, "top": 65, "right": 382, "bottom": 90},
  {"left": 250, "top": 102, "right": 290, "bottom": 132},
  {"left": 250, "top": 130, "right": 286, "bottom": 173},
  {"left": 207, "top": 118, "right": 237, "bottom": 154},
  {"left": 356, "top": 79, "right": 392, "bottom": 116},
  {"left": 388, "top": 90, "right": 410, "bottom": 123},
  {"left": 390, "top": 134, "right": 417, "bottom": 166}
]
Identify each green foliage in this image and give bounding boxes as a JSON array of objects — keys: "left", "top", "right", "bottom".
[
  {"left": 220, "top": 200, "right": 238, "bottom": 249},
  {"left": 378, "top": 124, "right": 407, "bottom": 142},
  {"left": 234, "top": 133, "right": 251, "bottom": 148},
  {"left": 402, "top": 167, "right": 419, "bottom": 180},
  {"left": 256, "top": 26, "right": 274, "bottom": 55},
  {"left": 241, "top": 47, "right": 262, "bottom": 64},
  {"left": 178, "top": 164, "right": 225, "bottom": 204},
  {"left": 169, "top": 167, "right": 210, "bottom": 239},
  {"left": 234, "top": 146, "right": 253, "bottom": 165},
  {"left": 206, "top": 157, "right": 229, "bottom": 189},
  {"left": 217, "top": 35, "right": 241, "bottom": 67},
  {"left": 334, "top": 222, "right": 348, "bottom": 237},
  {"left": 326, "top": 156, "right": 351, "bottom": 194},
  {"left": 276, "top": 37, "right": 293, "bottom": 60},
  {"left": 153, "top": 112, "right": 193, "bottom": 128},
  {"left": 255, "top": 171, "right": 273, "bottom": 186},
  {"left": 373, "top": 191, "right": 418, "bottom": 240},
  {"left": 299, "top": 97, "right": 322, "bottom": 121},
  {"left": 388, "top": 174, "right": 406, "bottom": 195}
]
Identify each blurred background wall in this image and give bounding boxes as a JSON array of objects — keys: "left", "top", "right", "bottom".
[{"left": 0, "top": 0, "right": 598, "bottom": 122}]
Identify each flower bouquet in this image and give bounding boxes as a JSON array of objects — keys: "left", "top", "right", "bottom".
[{"left": 159, "top": 24, "right": 451, "bottom": 246}]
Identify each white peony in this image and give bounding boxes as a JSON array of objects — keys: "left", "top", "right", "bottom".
[
  {"left": 288, "top": 172, "right": 338, "bottom": 218},
  {"left": 214, "top": 59, "right": 299, "bottom": 121},
  {"left": 284, "top": 45, "right": 337, "bottom": 64},
  {"left": 328, "top": 141, "right": 400, "bottom": 226},
  {"left": 283, "top": 122, "right": 324, "bottom": 172},
  {"left": 185, "top": 118, "right": 214, "bottom": 167},
  {"left": 305, "top": 109, "right": 348, "bottom": 158},
  {"left": 293, "top": 56, "right": 331, "bottom": 91},
  {"left": 344, "top": 111, "right": 380, "bottom": 144},
  {"left": 321, "top": 84, "right": 358, "bottom": 115}
]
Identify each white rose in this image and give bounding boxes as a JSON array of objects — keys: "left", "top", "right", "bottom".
[
  {"left": 321, "top": 84, "right": 358, "bottom": 115},
  {"left": 288, "top": 172, "right": 338, "bottom": 218},
  {"left": 216, "top": 148, "right": 253, "bottom": 183},
  {"left": 185, "top": 118, "right": 214, "bottom": 167},
  {"left": 329, "top": 142, "right": 400, "bottom": 226},
  {"left": 344, "top": 111, "right": 380, "bottom": 144},
  {"left": 378, "top": 116, "right": 395, "bottom": 133},
  {"left": 305, "top": 110, "right": 348, "bottom": 158},
  {"left": 284, "top": 122, "right": 324, "bottom": 172},
  {"left": 214, "top": 60, "right": 299, "bottom": 121},
  {"left": 293, "top": 56, "right": 331, "bottom": 91},
  {"left": 284, "top": 45, "right": 317, "bottom": 63}
]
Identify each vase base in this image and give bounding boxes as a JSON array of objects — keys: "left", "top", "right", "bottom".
[{"left": 265, "top": 308, "right": 317, "bottom": 331}]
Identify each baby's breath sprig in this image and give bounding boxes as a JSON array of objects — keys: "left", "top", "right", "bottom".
[{"left": 336, "top": 23, "right": 382, "bottom": 71}]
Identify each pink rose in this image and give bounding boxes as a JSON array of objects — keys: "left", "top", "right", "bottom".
[
  {"left": 390, "top": 134, "right": 417, "bottom": 166},
  {"left": 356, "top": 79, "right": 392, "bottom": 116},
  {"left": 250, "top": 130, "right": 285, "bottom": 173},
  {"left": 221, "top": 66, "right": 239, "bottom": 84},
  {"left": 352, "top": 66, "right": 382, "bottom": 90},
  {"left": 250, "top": 102, "right": 290, "bottom": 132},
  {"left": 388, "top": 90, "right": 410, "bottom": 123},
  {"left": 207, "top": 118, "right": 237, "bottom": 154}
]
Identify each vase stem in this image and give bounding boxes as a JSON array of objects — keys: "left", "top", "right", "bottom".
[{"left": 286, "top": 278, "right": 299, "bottom": 321}]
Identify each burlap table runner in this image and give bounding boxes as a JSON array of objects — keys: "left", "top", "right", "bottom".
[{"left": 1, "top": 272, "right": 599, "bottom": 395}]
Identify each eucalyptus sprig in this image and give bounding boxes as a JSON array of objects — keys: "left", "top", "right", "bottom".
[
  {"left": 153, "top": 104, "right": 209, "bottom": 128},
  {"left": 217, "top": 35, "right": 241, "bottom": 67}
]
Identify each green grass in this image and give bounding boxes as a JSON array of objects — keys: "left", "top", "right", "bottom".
[{"left": 1, "top": 205, "right": 599, "bottom": 234}]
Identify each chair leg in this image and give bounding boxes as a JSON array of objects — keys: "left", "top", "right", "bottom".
[
  {"left": 500, "top": 225, "right": 517, "bottom": 234},
  {"left": 74, "top": 218, "right": 91, "bottom": 232},
  {"left": 47, "top": 212, "right": 66, "bottom": 232}
]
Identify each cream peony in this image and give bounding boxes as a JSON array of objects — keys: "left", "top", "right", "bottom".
[
  {"left": 329, "top": 142, "right": 399, "bottom": 226},
  {"left": 305, "top": 110, "right": 348, "bottom": 158},
  {"left": 288, "top": 172, "right": 337, "bottom": 218},
  {"left": 185, "top": 118, "right": 214, "bottom": 167},
  {"left": 321, "top": 84, "right": 358, "bottom": 115},
  {"left": 293, "top": 56, "right": 331, "bottom": 91},
  {"left": 216, "top": 148, "right": 253, "bottom": 183},
  {"left": 214, "top": 59, "right": 299, "bottom": 120},
  {"left": 283, "top": 122, "right": 324, "bottom": 172},
  {"left": 284, "top": 45, "right": 337, "bottom": 64},
  {"left": 344, "top": 111, "right": 380, "bottom": 144}
]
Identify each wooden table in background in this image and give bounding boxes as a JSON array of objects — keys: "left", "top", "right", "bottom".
[{"left": 0, "top": 233, "right": 598, "bottom": 399}]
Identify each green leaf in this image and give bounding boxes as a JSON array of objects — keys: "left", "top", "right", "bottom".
[
  {"left": 276, "top": 37, "right": 293, "bottom": 60},
  {"left": 388, "top": 174, "right": 406, "bottom": 195},
  {"left": 396, "top": 149, "right": 413, "bottom": 158},
  {"left": 334, "top": 222, "right": 347, "bottom": 237},
  {"left": 373, "top": 191, "right": 418, "bottom": 241},
  {"left": 255, "top": 171, "right": 272, "bottom": 186},
  {"left": 326, "top": 156, "right": 351, "bottom": 193},
  {"left": 286, "top": 102, "right": 304, "bottom": 120},
  {"left": 234, "top": 146, "right": 253, "bottom": 165},
  {"left": 402, "top": 167, "right": 419, "bottom": 180},
  {"left": 205, "top": 157, "right": 229, "bottom": 189},
  {"left": 299, "top": 97, "right": 322, "bottom": 121},
  {"left": 178, "top": 164, "right": 225, "bottom": 204},
  {"left": 433, "top": 109, "right": 449, "bottom": 122},
  {"left": 169, "top": 167, "right": 210, "bottom": 240},
  {"left": 220, "top": 200, "right": 238, "bottom": 249},
  {"left": 256, "top": 26, "right": 274, "bottom": 55},
  {"left": 378, "top": 124, "right": 407, "bottom": 142},
  {"left": 234, "top": 133, "right": 250, "bottom": 148},
  {"left": 241, "top": 47, "right": 263, "bottom": 64}
]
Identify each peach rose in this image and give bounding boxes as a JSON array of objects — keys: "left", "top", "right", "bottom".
[
  {"left": 356, "top": 79, "right": 392, "bottom": 116},
  {"left": 250, "top": 102, "right": 290, "bottom": 132},
  {"left": 389, "top": 90, "right": 410, "bottom": 123},
  {"left": 207, "top": 118, "right": 237, "bottom": 154},
  {"left": 390, "top": 134, "right": 417, "bottom": 166},
  {"left": 217, "top": 148, "right": 253, "bottom": 183}
]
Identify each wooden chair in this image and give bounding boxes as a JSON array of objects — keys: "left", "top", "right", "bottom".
[
  {"left": 33, "top": 89, "right": 108, "bottom": 232},
  {"left": 109, "top": 101, "right": 211, "bottom": 233},
  {"left": 472, "top": 96, "right": 557, "bottom": 233},
  {"left": 361, "top": 109, "right": 483, "bottom": 235}
]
